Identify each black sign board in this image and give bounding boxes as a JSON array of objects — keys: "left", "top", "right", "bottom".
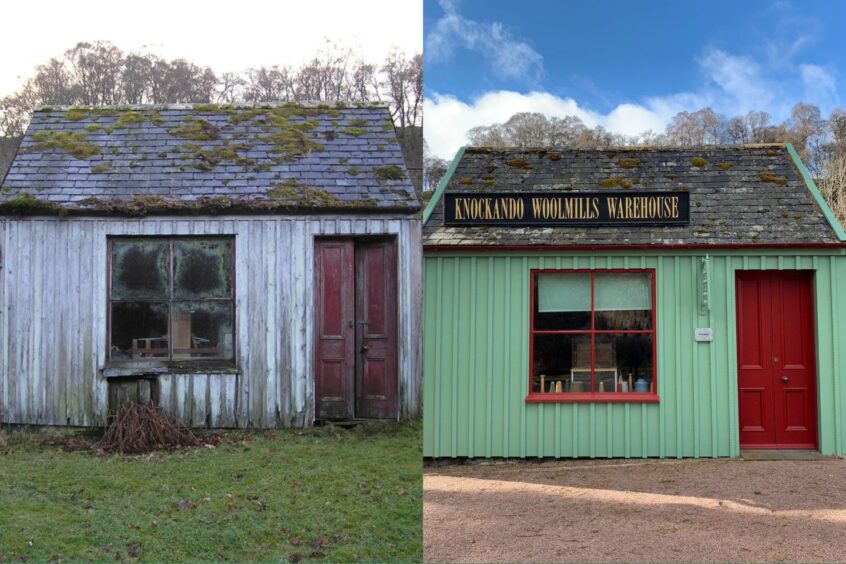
[{"left": 444, "top": 191, "right": 690, "bottom": 227}]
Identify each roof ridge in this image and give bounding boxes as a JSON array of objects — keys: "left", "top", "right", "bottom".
[
  {"left": 463, "top": 144, "right": 787, "bottom": 153},
  {"left": 34, "top": 101, "right": 390, "bottom": 112}
]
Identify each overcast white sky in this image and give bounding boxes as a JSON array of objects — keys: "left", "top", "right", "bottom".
[{"left": 0, "top": 0, "right": 422, "bottom": 98}]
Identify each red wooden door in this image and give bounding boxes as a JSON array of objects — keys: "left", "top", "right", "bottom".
[
  {"left": 355, "top": 240, "right": 398, "bottom": 419},
  {"left": 736, "top": 271, "right": 817, "bottom": 448},
  {"left": 315, "top": 240, "right": 355, "bottom": 419}
]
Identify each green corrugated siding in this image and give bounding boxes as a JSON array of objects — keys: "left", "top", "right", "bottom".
[{"left": 423, "top": 249, "right": 846, "bottom": 458}]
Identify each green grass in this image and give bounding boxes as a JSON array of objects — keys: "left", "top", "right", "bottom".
[{"left": 0, "top": 423, "right": 422, "bottom": 563}]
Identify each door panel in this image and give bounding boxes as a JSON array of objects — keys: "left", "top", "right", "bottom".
[
  {"left": 355, "top": 240, "right": 398, "bottom": 419},
  {"left": 736, "top": 271, "right": 817, "bottom": 448},
  {"left": 737, "top": 275, "right": 775, "bottom": 444},
  {"left": 315, "top": 240, "right": 355, "bottom": 419},
  {"left": 771, "top": 273, "right": 817, "bottom": 446}
]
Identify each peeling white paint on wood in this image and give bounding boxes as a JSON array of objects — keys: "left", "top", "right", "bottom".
[{"left": 0, "top": 215, "right": 422, "bottom": 428}]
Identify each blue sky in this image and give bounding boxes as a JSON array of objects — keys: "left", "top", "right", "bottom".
[{"left": 424, "top": 0, "right": 846, "bottom": 158}]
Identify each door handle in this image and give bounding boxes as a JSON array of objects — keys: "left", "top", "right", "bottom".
[
  {"left": 782, "top": 375, "right": 789, "bottom": 383},
  {"left": 361, "top": 345, "right": 370, "bottom": 352}
]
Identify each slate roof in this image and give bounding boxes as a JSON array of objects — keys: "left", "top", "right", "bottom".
[
  {"left": 423, "top": 146, "right": 843, "bottom": 246},
  {"left": 0, "top": 103, "right": 418, "bottom": 215}
]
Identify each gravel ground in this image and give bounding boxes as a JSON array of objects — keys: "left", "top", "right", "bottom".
[{"left": 424, "top": 458, "right": 846, "bottom": 563}]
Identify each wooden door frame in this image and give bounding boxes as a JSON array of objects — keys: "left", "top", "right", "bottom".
[
  {"left": 734, "top": 270, "right": 820, "bottom": 450},
  {"left": 313, "top": 235, "right": 400, "bottom": 421}
]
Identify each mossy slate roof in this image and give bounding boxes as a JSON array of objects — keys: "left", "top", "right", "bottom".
[
  {"left": 424, "top": 146, "right": 841, "bottom": 246},
  {"left": 0, "top": 104, "right": 418, "bottom": 214}
]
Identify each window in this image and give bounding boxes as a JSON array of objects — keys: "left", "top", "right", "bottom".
[
  {"left": 108, "top": 237, "right": 235, "bottom": 364},
  {"left": 528, "top": 269, "right": 657, "bottom": 402}
]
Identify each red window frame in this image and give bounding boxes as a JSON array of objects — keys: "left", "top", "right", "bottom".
[{"left": 526, "top": 268, "right": 659, "bottom": 403}]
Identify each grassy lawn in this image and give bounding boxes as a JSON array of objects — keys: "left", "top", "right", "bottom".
[{"left": 0, "top": 423, "right": 422, "bottom": 563}]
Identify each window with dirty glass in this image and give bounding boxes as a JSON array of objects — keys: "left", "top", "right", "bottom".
[
  {"left": 529, "top": 270, "right": 656, "bottom": 401},
  {"left": 109, "top": 238, "right": 234, "bottom": 363}
]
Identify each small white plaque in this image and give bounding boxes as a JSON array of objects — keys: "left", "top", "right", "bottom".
[{"left": 694, "top": 328, "right": 714, "bottom": 342}]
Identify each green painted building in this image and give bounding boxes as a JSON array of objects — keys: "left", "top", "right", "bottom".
[{"left": 422, "top": 145, "right": 846, "bottom": 458}]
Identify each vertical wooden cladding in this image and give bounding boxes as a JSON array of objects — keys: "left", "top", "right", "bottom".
[
  {"left": 0, "top": 215, "right": 422, "bottom": 428},
  {"left": 423, "top": 250, "right": 846, "bottom": 458}
]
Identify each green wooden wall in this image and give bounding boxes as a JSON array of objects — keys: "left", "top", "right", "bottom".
[{"left": 423, "top": 249, "right": 846, "bottom": 458}]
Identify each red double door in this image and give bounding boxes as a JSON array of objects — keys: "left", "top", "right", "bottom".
[
  {"left": 736, "top": 271, "right": 818, "bottom": 449},
  {"left": 314, "top": 238, "right": 398, "bottom": 420}
]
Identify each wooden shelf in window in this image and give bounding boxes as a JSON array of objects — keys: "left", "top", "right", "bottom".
[{"left": 525, "top": 393, "right": 659, "bottom": 403}]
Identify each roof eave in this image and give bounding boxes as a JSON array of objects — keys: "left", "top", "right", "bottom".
[{"left": 423, "top": 146, "right": 466, "bottom": 225}]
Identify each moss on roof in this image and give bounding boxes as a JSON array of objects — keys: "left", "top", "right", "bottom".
[
  {"left": 2, "top": 103, "right": 419, "bottom": 215},
  {"left": 169, "top": 118, "right": 221, "bottom": 141},
  {"left": 374, "top": 165, "right": 406, "bottom": 181},
  {"left": 28, "top": 131, "right": 101, "bottom": 159}
]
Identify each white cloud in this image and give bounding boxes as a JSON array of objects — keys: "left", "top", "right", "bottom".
[
  {"left": 698, "top": 49, "right": 777, "bottom": 114},
  {"left": 425, "top": 91, "right": 596, "bottom": 159},
  {"left": 426, "top": 46, "right": 843, "bottom": 160},
  {"left": 425, "top": 0, "right": 543, "bottom": 83},
  {"left": 604, "top": 104, "right": 668, "bottom": 137},
  {"left": 800, "top": 64, "right": 838, "bottom": 109}
]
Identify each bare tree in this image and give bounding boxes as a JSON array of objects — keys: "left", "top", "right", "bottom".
[
  {"left": 0, "top": 40, "right": 425, "bottom": 189},
  {"left": 724, "top": 116, "right": 749, "bottom": 144},
  {"left": 699, "top": 108, "right": 724, "bottom": 145},
  {"left": 423, "top": 140, "right": 449, "bottom": 196},
  {"left": 830, "top": 109, "right": 846, "bottom": 155},
  {"left": 0, "top": 85, "right": 39, "bottom": 137},
  {"left": 382, "top": 51, "right": 423, "bottom": 128},
  {"left": 745, "top": 111, "right": 772, "bottom": 142},
  {"left": 818, "top": 153, "right": 846, "bottom": 225},
  {"left": 67, "top": 42, "right": 124, "bottom": 105},
  {"left": 32, "top": 59, "right": 78, "bottom": 105},
  {"left": 216, "top": 72, "right": 246, "bottom": 104},
  {"left": 122, "top": 54, "right": 152, "bottom": 104}
]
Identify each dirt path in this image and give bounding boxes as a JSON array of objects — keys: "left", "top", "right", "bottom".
[{"left": 424, "top": 458, "right": 846, "bottom": 563}]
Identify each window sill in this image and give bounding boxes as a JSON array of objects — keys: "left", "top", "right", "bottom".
[
  {"left": 103, "top": 362, "right": 239, "bottom": 378},
  {"left": 525, "top": 393, "right": 659, "bottom": 403}
]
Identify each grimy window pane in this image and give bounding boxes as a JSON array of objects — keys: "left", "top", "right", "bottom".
[
  {"left": 111, "top": 240, "right": 169, "bottom": 299},
  {"left": 173, "top": 240, "right": 232, "bottom": 299},
  {"left": 171, "top": 301, "right": 234, "bottom": 361},
  {"left": 532, "top": 334, "right": 592, "bottom": 393},
  {"left": 594, "top": 334, "right": 654, "bottom": 393},
  {"left": 110, "top": 302, "right": 169, "bottom": 360}
]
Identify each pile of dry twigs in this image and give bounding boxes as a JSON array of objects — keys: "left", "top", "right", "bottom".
[{"left": 99, "top": 402, "right": 200, "bottom": 454}]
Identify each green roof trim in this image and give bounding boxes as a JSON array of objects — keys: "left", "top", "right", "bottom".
[
  {"left": 423, "top": 146, "right": 466, "bottom": 225},
  {"left": 786, "top": 143, "right": 846, "bottom": 241}
]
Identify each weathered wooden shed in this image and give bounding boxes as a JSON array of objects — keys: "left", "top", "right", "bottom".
[
  {"left": 0, "top": 103, "right": 422, "bottom": 428},
  {"left": 423, "top": 145, "right": 846, "bottom": 458}
]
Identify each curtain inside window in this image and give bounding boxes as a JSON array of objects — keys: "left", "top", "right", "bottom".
[
  {"left": 537, "top": 273, "right": 591, "bottom": 312},
  {"left": 595, "top": 273, "right": 651, "bottom": 311}
]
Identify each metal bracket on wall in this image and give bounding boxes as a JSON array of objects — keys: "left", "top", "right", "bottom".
[{"left": 698, "top": 255, "right": 711, "bottom": 314}]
